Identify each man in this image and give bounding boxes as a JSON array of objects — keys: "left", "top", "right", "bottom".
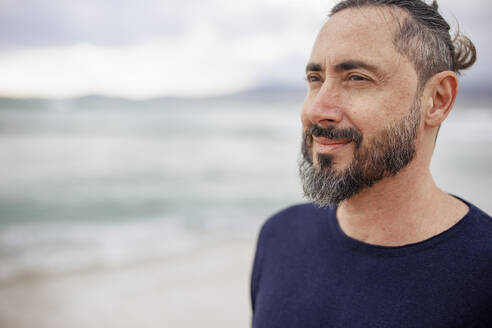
[{"left": 250, "top": 1, "right": 491, "bottom": 327}]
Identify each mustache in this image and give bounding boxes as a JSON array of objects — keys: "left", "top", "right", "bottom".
[{"left": 305, "top": 124, "right": 362, "bottom": 147}]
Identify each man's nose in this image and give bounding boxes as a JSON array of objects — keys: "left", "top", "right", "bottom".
[{"left": 303, "top": 81, "right": 343, "bottom": 126}]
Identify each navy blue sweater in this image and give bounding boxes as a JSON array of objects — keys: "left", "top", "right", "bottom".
[{"left": 251, "top": 200, "right": 492, "bottom": 327}]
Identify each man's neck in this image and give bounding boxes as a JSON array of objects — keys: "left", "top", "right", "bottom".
[{"left": 336, "top": 162, "right": 469, "bottom": 247}]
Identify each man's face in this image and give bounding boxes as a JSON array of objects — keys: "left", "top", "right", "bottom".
[{"left": 299, "top": 7, "right": 423, "bottom": 205}]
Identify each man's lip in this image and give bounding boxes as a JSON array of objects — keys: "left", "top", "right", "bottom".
[
  {"left": 312, "top": 137, "right": 352, "bottom": 153},
  {"left": 313, "top": 136, "right": 351, "bottom": 145}
]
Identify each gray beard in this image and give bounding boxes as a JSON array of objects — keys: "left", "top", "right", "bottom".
[{"left": 299, "top": 99, "right": 421, "bottom": 206}]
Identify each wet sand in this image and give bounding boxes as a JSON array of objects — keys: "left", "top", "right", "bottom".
[{"left": 0, "top": 238, "right": 256, "bottom": 328}]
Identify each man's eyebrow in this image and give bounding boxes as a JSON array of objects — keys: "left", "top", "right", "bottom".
[
  {"left": 334, "top": 60, "right": 380, "bottom": 73},
  {"left": 305, "top": 60, "right": 382, "bottom": 75},
  {"left": 305, "top": 63, "right": 322, "bottom": 73}
]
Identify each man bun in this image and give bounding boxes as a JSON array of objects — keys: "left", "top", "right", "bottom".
[{"left": 452, "top": 32, "right": 477, "bottom": 73}]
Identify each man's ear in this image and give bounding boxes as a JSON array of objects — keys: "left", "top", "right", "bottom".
[{"left": 422, "top": 71, "right": 458, "bottom": 127}]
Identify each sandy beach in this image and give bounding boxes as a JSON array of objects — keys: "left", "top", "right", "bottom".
[{"left": 0, "top": 237, "right": 257, "bottom": 328}]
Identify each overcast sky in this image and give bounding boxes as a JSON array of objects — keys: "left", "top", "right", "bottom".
[{"left": 0, "top": 0, "right": 490, "bottom": 99}]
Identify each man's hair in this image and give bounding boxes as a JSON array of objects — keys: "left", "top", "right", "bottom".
[{"left": 330, "top": 0, "right": 477, "bottom": 86}]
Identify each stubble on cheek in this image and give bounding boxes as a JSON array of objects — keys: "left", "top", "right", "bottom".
[{"left": 301, "top": 130, "right": 314, "bottom": 165}]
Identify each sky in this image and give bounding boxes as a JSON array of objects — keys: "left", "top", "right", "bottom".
[{"left": 0, "top": 0, "right": 490, "bottom": 99}]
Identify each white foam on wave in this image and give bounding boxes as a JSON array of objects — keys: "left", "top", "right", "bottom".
[{"left": 0, "top": 216, "right": 198, "bottom": 282}]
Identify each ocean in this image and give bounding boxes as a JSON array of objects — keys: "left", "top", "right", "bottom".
[{"left": 0, "top": 95, "right": 491, "bottom": 282}]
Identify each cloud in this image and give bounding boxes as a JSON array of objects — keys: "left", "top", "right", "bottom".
[
  {"left": 0, "top": 0, "right": 186, "bottom": 47},
  {"left": 0, "top": 20, "right": 319, "bottom": 98},
  {"left": 0, "top": 0, "right": 489, "bottom": 98},
  {"left": 0, "top": 0, "right": 331, "bottom": 98},
  {"left": 0, "top": 0, "right": 330, "bottom": 48}
]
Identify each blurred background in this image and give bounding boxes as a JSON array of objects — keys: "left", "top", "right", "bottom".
[{"left": 0, "top": 0, "right": 491, "bottom": 327}]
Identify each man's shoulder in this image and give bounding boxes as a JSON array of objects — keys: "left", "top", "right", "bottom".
[
  {"left": 258, "top": 203, "right": 334, "bottom": 243},
  {"left": 462, "top": 201, "right": 492, "bottom": 253},
  {"left": 466, "top": 201, "right": 492, "bottom": 222},
  {"left": 460, "top": 199, "right": 492, "bottom": 234},
  {"left": 263, "top": 202, "right": 328, "bottom": 225}
]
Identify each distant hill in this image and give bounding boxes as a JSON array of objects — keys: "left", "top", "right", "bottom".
[{"left": 0, "top": 84, "right": 489, "bottom": 110}]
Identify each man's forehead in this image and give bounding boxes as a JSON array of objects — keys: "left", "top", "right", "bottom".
[
  {"left": 323, "top": 5, "right": 404, "bottom": 37},
  {"left": 308, "top": 6, "right": 404, "bottom": 70}
]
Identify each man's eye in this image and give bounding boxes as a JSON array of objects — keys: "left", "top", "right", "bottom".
[
  {"left": 306, "top": 75, "right": 321, "bottom": 82},
  {"left": 348, "top": 74, "right": 366, "bottom": 81}
]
